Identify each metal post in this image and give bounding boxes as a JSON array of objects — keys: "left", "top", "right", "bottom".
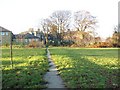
[{"left": 10, "top": 32, "right": 13, "bottom": 69}]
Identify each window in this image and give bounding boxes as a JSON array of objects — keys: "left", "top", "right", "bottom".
[
  {"left": 6, "top": 32, "right": 8, "bottom": 35},
  {"left": 1, "top": 32, "right": 5, "bottom": 35}
]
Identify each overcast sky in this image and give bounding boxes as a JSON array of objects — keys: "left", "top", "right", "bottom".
[{"left": 0, "top": 0, "right": 119, "bottom": 39}]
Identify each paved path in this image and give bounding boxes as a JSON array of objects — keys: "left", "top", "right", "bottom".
[{"left": 44, "top": 48, "right": 66, "bottom": 89}]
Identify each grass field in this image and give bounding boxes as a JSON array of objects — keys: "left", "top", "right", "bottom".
[
  {"left": 49, "top": 47, "right": 119, "bottom": 88},
  {"left": 1, "top": 47, "right": 119, "bottom": 88},
  {"left": 2, "top": 48, "right": 49, "bottom": 88}
]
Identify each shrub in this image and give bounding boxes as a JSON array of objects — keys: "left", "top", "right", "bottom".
[
  {"left": 61, "top": 40, "right": 74, "bottom": 46},
  {"left": 87, "top": 42, "right": 113, "bottom": 48},
  {"left": 27, "top": 41, "right": 45, "bottom": 48},
  {"left": 48, "top": 40, "right": 61, "bottom": 46}
]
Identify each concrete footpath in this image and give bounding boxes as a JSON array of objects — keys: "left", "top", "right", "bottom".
[{"left": 44, "top": 48, "right": 66, "bottom": 89}]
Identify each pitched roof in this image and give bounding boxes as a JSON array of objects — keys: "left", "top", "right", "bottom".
[
  {"left": 24, "top": 33, "right": 39, "bottom": 39},
  {"left": 0, "top": 26, "right": 11, "bottom": 32},
  {"left": 15, "top": 33, "right": 40, "bottom": 39}
]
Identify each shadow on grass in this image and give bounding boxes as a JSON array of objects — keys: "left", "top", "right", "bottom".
[
  {"left": 2, "top": 48, "right": 48, "bottom": 89},
  {"left": 2, "top": 59, "right": 48, "bottom": 88},
  {"left": 49, "top": 48, "right": 119, "bottom": 88}
]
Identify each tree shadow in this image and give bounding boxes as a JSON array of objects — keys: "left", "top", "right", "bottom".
[
  {"left": 50, "top": 48, "right": 119, "bottom": 88},
  {"left": 1, "top": 48, "right": 48, "bottom": 89},
  {"left": 2, "top": 60, "right": 48, "bottom": 89}
]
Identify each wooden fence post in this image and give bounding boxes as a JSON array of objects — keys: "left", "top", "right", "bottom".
[{"left": 10, "top": 32, "right": 13, "bottom": 69}]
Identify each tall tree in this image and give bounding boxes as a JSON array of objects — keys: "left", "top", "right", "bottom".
[
  {"left": 50, "top": 10, "right": 71, "bottom": 33},
  {"left": 74, "top": 10, "right": 97, "bottom": 32},
  {"left": 74, "top": 10, "right": 98, "bottom": 45},
  {"left": 111, "top": 25, "right": 120, "bottom": 47},
  {"left": 40, "top": 18, "right": 51, "bottom": 45},
  {"left": 40, "top": 18, "right": 51, "bottom": 33},
  {"left": 50, "top": 10, "right": 72, "bottom": 41}
]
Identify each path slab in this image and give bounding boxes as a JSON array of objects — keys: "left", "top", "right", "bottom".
[{"left": 44, "top": 48, "right": 66, "bottom": 89}]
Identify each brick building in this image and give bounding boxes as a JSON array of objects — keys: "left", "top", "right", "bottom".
[{"left": 0, "top": 26, "right": 12, "bottom": 45}]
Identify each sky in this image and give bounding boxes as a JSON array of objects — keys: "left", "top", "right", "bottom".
[{"left": 0, "top": 0, "right": 119, "bottom": 39}]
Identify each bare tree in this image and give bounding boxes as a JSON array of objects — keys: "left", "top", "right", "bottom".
[
  {"left": 50, "top": 10, "right": 71, "bottom": 33},
  {"left": 40, "top": 19, "right": 51, "bottom": 33},
  {"left": 114, "top": 25, "right": 118, "bottom": 33},
  {"left": 40, "top": 18, "right": 51, "bottom": 45},
  {"left": 39, "top": 10, "right": 98, "bottom": 46},
  {"left": 74, "top": 10, "right": 97, "bottom": 32},
  {"left": 111, "top": 25, "right": 120, "bottom": 47}
]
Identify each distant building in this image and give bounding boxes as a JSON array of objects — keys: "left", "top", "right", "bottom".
[
  {"left": 19, "top": 28, "right": 45, "bottom": 41},
  {"left": 33, "top": 31, "right": 45, "bottom": 41},
  {"left": 14, "top": 33, "right": 38, "bottom": 44},
  {"left": 0, "top": 26, "right": 12, "bottom": 45},
  {"left": 14, "top": 31, "right": 45, "bottom": 45}
]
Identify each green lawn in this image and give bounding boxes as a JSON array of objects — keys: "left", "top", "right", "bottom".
[
  {"left": 2, "top": 48, "right": 49, "bottom": 88},
  {"left": 49, "top": 47, "right": 119, "bottom": 88},
  {"left": 1, "top": 47, "right": 119, "bottom": 88}
]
